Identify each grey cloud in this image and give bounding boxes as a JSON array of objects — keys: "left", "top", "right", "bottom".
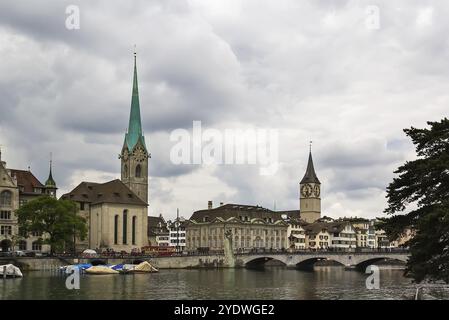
[{"left": 1, "top": 0, "right": 448, "bottom": 219}]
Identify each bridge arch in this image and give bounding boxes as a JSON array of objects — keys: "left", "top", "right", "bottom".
[
  {"left": 295, "top": 257, "right": 345, "bottom": 271},
  {"left": 354, "top": 256, "right": 407, "bottom": 271},
  {"left": 90, "top": 259, "right": 107, "bottom": 266},
  {"left": 244, "top": 256, "right": 287, "bottom": 268}
]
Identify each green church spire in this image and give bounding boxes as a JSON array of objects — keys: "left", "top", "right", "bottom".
[
  {"left": 45, "top": 155, "right": 56, "bottom": 188},
  {"left": 124, "top": 50, "right": 147, "bottom": 152}
]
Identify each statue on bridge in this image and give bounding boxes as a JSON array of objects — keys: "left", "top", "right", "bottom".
[{"left": 223, "top": 229, "right": 235, "bottom": 267}]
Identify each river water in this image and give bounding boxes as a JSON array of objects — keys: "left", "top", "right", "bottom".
[{"left": 2, "top": 266, "right": 435, "bottom": 300}]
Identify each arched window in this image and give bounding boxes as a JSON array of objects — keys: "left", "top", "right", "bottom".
[
  {"left": 18, "top": 240, "right": 27, "bottom": 251},
  {"left": 114, "top": 215, "right": 119, "bottom": 245},
  {"left": 123, "top": 210, "right": 128, "bottom": 244},
  {"left": 135, "top": 164, "right": 141, "bottom": 178},
  {"left": 123, "top": 165, "right": 128, "bottom": 178},
  {"left": 0, "top": 191, "right": 12, "bottom": 206},
  {"left": 32, "top": 241, "right": 42, "bottom": 251},
  {"left": 132, "top": 216, "right": 137, "bottom": 245}
]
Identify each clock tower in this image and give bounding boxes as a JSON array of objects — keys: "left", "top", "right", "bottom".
[
  {"left": 299, "top": 148, "right": 321, "bottom": 223},
  {"left": 119, "top": 52, "right": 150, "bottom": 203}
]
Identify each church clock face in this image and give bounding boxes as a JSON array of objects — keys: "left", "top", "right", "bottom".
[
  {"left": 133, "top": 147, "right": 147, "bottom": 162},
  {"left": 313, "top": 185, "right": 320, "bottom": 197},
  {"left": 301, "top": 184, "right": 312, "bottom": 197}
]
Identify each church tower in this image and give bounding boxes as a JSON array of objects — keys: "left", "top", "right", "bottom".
[
  {"left": 44, "top": 157, "right": 57, "bottom": 198},
  {"left": 119, "top": 52, "right": 150, "bottom": 203},
  {"left": 299, "top": 146, "right": 321, "bottom": 223}
]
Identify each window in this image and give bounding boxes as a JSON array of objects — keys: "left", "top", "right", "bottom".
[
  {"left": 32, "top": 241, "right": 42, "bottom": 251},
  {"left": 0, "top": 211, "right": 11, "bottom": 220},
  {"left": 123, "top": 210, "right": 128, "bottom": 244},
  {"left": 114, "top": 215, "right": 119, "bottom": 245},
  {"left": 132, "top": 216, "right": 136, "bottom": 245},
  {"left": 123, "top": 165, "right": 128, "bottom": 178},
  {"left": 80, "top": 202, "right": 85, "bottom": 210},
  {"left": 0, "top": 225, "right": 12, "bottom": 235},
  {"left": 0, "top": 191, "right": 12, "bottom": 206},
  {"left": 19, "top": 240, "right": 27, "bottom": 251},
  {"left": 135, "top": 164, "right": 141, "bottom": 178}
]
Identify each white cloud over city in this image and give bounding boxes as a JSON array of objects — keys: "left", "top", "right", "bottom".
[{"left": 0, "top": 0, "right": 447, "bottom": 220}]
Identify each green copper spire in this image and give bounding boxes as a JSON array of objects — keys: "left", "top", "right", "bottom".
[
  {"left": 45, "top": 156, "right": 57, "bottom": 188},
  {"left": 124, "top": 51, "right": 147, "bottom": 152}
]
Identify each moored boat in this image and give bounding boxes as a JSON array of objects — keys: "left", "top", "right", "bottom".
[
  {"left": 85, "top": 265, "right": 119, "bottom": 275},
  {"left": 121, "top": 261, "right": 159, "bottom": 273},
  {"left": 0, "top": 264, "right": 23, "bottom": 278}
]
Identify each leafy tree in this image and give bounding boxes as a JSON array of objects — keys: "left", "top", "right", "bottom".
[
  {"left": 16, "top": 196, "right": 87, "bottom": 254},
  {"left": 379, "top": 118, "right": 449, "bottom": 283}
]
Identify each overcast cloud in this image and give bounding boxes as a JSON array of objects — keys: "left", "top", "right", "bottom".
[{"left": 0, "top": 0, "right": 447, "bottom": 220}]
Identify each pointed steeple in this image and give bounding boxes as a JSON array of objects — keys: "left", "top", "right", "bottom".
[
  {"left": 124, "top": 50, "right": 147, "bottom": 152},
  {"left": 45, "top": 155, "right": 57, "bottom": 188},
  {"left": 300, "top": 150, "right": 320, "bottom": 184}
]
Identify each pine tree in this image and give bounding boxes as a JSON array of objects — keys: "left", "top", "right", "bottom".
[{"left": 379, "top": 118, "right": 449, "bottom": 282}]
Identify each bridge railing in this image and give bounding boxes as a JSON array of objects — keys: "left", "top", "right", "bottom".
[
  {"left": 234, "top": 248, "right": 409, "bottom": 256},
  {"left": 1, "top": 248, "right": 409, "bottom": 261}
]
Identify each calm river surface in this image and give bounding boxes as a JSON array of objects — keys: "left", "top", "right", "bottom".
[{"left": 0, "top": 266, "right": 431, "bottom": 300}]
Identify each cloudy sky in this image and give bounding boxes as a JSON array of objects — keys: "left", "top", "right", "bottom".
[{"left": 0, "top": 0, "right": 447, "bottom": 220}]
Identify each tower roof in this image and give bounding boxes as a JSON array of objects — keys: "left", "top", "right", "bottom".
[
  {"left": 45, "top": 159, "right": 57, "bottom": 188},
  {"left": 300, "top": 151, "right": 320, "bottom": 184},
  {"left": 124, "top": 52, "right": 147, "bottom": 152}
]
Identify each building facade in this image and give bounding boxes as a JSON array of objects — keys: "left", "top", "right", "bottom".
[
  {"left": 0, "top": 152, "right": 56, "bottom": 253},
  {"left": 147, "top": 215, "right": 170, "bottom": 247},
  {"left": 168, "top": 218, "right": 187, "bottom": 251},
  {"left": 304, "top": 221, "right": 357, "bottom": 250},
  {"left": 0, "top": 152, "right": 58, "bottom": 252},
  {"left": 186, "top": 203, "right": 289, "bottom": 253},
  {"left": 62, "top": 180, "right": 148, "bottom": 252},
  {"left": 286, "top": 217, "right": 307, "bottom": 249}
]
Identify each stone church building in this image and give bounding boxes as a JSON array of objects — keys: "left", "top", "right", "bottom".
[{"left": 62, "top": 53, "right": 149, "bottom": 253}]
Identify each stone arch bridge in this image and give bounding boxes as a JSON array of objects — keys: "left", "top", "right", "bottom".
[
  {"left": 236, "top": 251, "right": 409, "bottom": 270},
  {"left": 1, "top": 251, "right": 408, "bottom": 271}
]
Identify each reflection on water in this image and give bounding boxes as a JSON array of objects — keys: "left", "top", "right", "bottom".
[{"left": 0, "top": 266, "right": 424, "bottom": 300}]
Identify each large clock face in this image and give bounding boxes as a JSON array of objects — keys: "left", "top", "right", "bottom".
[
  {"left": 313, "top": 185, "right": 320, "bottom": 197},
  {"left": 133, "top": 147, "right": 147, "bottom": 162},
  {"left": 301, "top": 184, "right": 312, "bottom": 197}
]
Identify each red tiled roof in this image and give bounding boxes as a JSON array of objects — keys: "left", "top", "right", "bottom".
[{"left": 9, "top": 169, "right": 44, "bottom": 193}]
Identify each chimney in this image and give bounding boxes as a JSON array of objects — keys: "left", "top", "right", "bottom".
[{"left": 208, "top": 201, "right": 213, "bottom": 209}]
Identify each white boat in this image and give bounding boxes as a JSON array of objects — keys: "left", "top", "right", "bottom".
[{"left": 0, "top": 264, "right": 23, "bottom": 278}]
